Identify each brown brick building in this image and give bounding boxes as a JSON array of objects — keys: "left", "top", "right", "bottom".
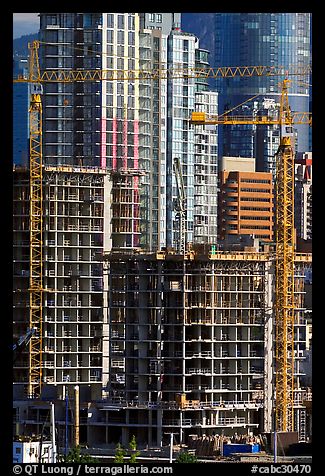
[{"left": 218, "top": 169, "right": 274, "bottom": 241}]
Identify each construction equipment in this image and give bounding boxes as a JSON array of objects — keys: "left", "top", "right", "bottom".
[
  {"left": 274, "top": 79, "right": 296, "bottom": 432},
  {"left": 190, "top": 110, "right": 311, "bottom": 126},
  {"left": 173, "top": 157, "right": 186, "bottom": 254},
  {"left": 16, "top": 58, "right": 311, "bottom": 83},
  {"left": 13, "top": 39, "right": 311, "bottom": 399},
  {"left": 13, "top": 328, "right": 37, "bottom": 355},
  {"left": 190, "top": 79, "right": 311, "bottom": 432},
  {"left": 26, "top": 43, "right": 43, "bottom": 398}
]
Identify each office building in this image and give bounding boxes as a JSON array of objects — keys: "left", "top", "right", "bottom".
[
  {"left": 181, "top": 13, "right": 311, "bottom": 160},
  {"left": 218, "top": 157, "right": 274, "bottom": 242},
  {"left": 13, "top": 58, "right": 29, "bottom": 165}
]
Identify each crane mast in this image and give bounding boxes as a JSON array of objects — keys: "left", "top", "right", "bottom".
[
  {"left": 190, "top": 79, "right": 308, "bottom": 432},
  {"left": 173, "top": 157, "right": 186, "bottom": 254},
  {"left": 274, "top": 79, "right": 295, "bottom": 432},
  {"left": 27, "top": 41, "right": 43, "bottom": 398}
]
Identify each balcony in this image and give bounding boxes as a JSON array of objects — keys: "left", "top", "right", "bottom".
[
  {"left": 63, "top": 346, "right": 72, "bottom": 352},
  {"left": 218, "top": 417, "right": 246, "bottom": 426},
  {"left": 43, "top": 361, "right": 54, "bottom": 368},
  {"left": 186, "top": 368, "right": 212, "bottom": 375},
  {"left": 90, "top": 345, "right": 101, "bottom": 352},
  {"left": 185, "top": 351, "right": 212, "bottom": 358},
  {"left": 44, "top": 346, "right": 55, "bottom": 352},
  {"left": 90, "top": 375, "right": 102, "bottom": 382}
]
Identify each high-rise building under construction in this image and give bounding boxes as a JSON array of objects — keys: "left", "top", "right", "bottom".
[
  {"left": 13, "top": 242, "right": 311, "bottom": 447},
  {"left": 13, "top": 12, "right": 312, "bottom": 452}
]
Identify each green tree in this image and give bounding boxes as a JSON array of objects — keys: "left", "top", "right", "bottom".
[
  {"left": 63, "top": 445, "right": 98, "bottom": 462},
  {"left": 128, "top": 435, "right": 140, "bottom": 463},
  {"left": 175, "top": 451, "right": 198, "bottom": 463},
  {"left": 114, "top": 443, "right": 126, "bottom": 463}
]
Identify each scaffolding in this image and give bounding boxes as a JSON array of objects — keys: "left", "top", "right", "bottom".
[
  {"left": 13, "top": 244, "right": 311, "bottom": 447},
  {"left": 95, "top": 249, "right": 311, "bottom": 448},
  {"left": 13, "top": 166, "right": 109, "bottom": 400},
  {"left": 110, "top": 169, "right": 145, "bottom": 251}
]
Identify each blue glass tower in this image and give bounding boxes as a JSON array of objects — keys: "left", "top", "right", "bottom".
[
  {"left": 13, "top": 58, "right": 29, "bottom": 165},
  {"left": 182, "top": 13, "right": 311, "bottom": 163}
]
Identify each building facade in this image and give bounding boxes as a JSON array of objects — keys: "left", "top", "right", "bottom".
[
  {"left": 90, "top": 250, "right": 311, "bottom": 446},
  {"left": 13, "top": 165, "right": 111, "bottom": 401},
  {"left": 192, "top": 47, "right": 219, "bottom": 244},
  {"left": 13, "top": 58, "right": 29, "bottom": 165},
  {"left": 181, "top": 13, "right": 311, "bottom": 160},
  {"left": 138, "top": 14, "right": 182, "bottom": 251},
  {"left": 295, "top": 152, "right": 312, "bottom": 241},
  {"left": 13, "top": 11, "right": 312, "bottom": 452},
  {"left": 165, "top": 28, "right": 196, "bottom": 249},
  {"left": 218, "top": 157, "right": 274, "bottom": 242},
  {"left": 13, "top": 440, "right": 53, "bottom": 463},
  {"left": 13, "top": 240, "right": 312, "bottom": 446},
  {"left": 39, "top": 13, "right": 142, "bottom": 250},
  {"left": 193, "top": 89, "right": 218, "bottom": 244}
]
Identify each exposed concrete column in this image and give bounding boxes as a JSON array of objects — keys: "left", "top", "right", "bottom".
[
  {"left": 264, "top": 259, "right": 274, "bottom": 432},
  {"left": 122, "top": 427, "right": 129, "bottom": 447},
  {"left": 102, "top": 175, "right": 112, "bottom": 399},
  {"left": 102, "top": 259, "right": 110, "bottom": 399},
  {"left": 202, "top": 410, "right": 206, "bottom": 426},
  {"left": 157, "top": 409, "right": 163, "bottom": 447},
  {"left": 157, "top": 261, "right": 163, "bottom": 403},
  {"left": 182, "top": 259, "right": 186, "bottom": 393},
  {"left": 74, "top": 385, "right": 80, "bottom": 447},
  {"left": 148, "top": 411, "right": 152, "bottom": 447}
]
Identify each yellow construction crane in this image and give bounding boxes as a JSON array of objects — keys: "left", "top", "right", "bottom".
[
  {"left": 173, "top": 157, "right": 186, "bottom": 254},
  {"left": 191, "top": 80, "right": 311, "bottom": 432},
  {"left": 190, "top": 110, "right": 311, "bottom": 126},
  {"left": 26, "top": 45, "right": 43, "bottom": 399},
  {"left": 13, "top": 40, "right": 311, "bottom": 402}
]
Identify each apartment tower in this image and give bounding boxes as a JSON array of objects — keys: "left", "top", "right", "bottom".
[
  {"left": 193, "top": 47, "right": 218, "bottom": 244},
  {"left": 139, "top": 14, "right": 219, "bottom": 249},
  {"left": 13, "top": 165, "right": 111, "bottom": 403},
  {"left": 294, "top": 152, "right": 312, "bottom": 241},
  {"left": 39, "top": 13, "right": 142, "bottom": 250}
]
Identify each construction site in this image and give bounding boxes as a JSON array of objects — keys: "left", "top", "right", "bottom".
[
  {"left": 13, "top": 243, "right": 312, "bottom": 454},
  {"left": 12, "top": 12, "right": 312, "bottom": 463}
]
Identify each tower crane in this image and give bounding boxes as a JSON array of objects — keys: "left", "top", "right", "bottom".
[
  {"left": 26, "top": 44, "right": 43, "bottom": 398},
  {"left": 173, "top": 157, "right": 186, "bottom": 254},
  {"left": 13, "top": 328, "right": 37, "bottom": 359},
  {"left": 13, "top": 39, "right": 311, "bottom": 400},
  {"left": 190, "top": 79, "right": 312, "bottom": 432}
]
